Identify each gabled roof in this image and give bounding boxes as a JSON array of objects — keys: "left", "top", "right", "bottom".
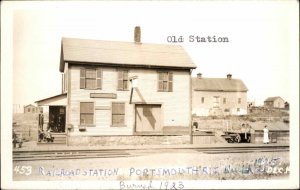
[
  {"left": 192, "top": 78, "right": 248, "bottom": 92},
  {"left": 264, "top": 96, "right": 284, "bottom": 102},
  {"left": 24, "top": 104, "right": 36, "bottom": 108},
  {"left": 59, "top": 38, "right": 196, "bottom": 72}
]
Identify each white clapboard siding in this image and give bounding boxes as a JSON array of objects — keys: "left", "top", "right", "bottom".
[
  {"left": 95, "top": 109, "right": 111, "bottom": 127},
  {"left": 68, "top": 66, "right": 191, "bottom": 136}
]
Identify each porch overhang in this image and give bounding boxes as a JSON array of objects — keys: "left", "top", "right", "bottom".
[{"left": 35, "top": 93, "right": 67, "bottom": 106}]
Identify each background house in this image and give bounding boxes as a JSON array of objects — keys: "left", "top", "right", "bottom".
[
  {"left": 264, "top": 96, "right": 285, "bottom": 109},
  {"left": 23, "top": 104, "right": 42, "bottom": 114},
  {"left": 192, "top": 73, "right": 248, "bottom": 116}
]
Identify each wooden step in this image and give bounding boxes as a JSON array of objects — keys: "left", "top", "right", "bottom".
[{"left": 37, "top": 133, "right": 67, "bottom": 145}]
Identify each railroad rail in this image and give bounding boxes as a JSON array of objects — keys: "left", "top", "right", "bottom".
[{"left": 13, "top": 145, "right": 289, "bottom": 162}]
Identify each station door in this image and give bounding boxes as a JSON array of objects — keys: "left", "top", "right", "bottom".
[{"left": 135, "top": 104, "right": 162, "bottom": 132}]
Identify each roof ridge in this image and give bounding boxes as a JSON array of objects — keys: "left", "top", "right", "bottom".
[
  {"left": 192, "top": 77, "right": 243, "bottom": 80},
  {"left": 192, "top": 77, "right": 248, "bottom": 92},
  {"left": 62, "top": 37, "right": 184, "bottom": 48}
]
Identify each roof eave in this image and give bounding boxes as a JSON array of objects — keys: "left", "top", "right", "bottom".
[
  {"left": 66, "top": 60, "right": 196, "bottom": 70},
  {"left": 35, "top": 93, "right": 67, "bottom": 104},
  {"left": 194, "top": 89, "right": 248, "bottom": 92}
]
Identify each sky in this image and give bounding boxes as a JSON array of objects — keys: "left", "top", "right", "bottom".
[{"left": 6, "top": 1, "right": 299, "bottom": 111}]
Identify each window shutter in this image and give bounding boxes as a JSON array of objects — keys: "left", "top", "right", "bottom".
[
  {"left": 158, "top": 72, "right": 163, "bottom": 91},
  {"left": 168, "top": 72, "right": 173, "bottom": 92},
  {"left": 123, "top": 70, "right": 128, "bottom": 80},
  {"left": 112, "top": 103, "right": 118, "bottom": 114},
  {"left": 123, "top": 71, "right": 128, "bottom": 90},
  {"left": 117, "top": 71, "right": 123, "bottom": 90},
  {"left": 80, "top": 69, "right": 85, "bottom": 89},
  {"left": 96, "top": 69, "right": 102, "bottom": 89}
]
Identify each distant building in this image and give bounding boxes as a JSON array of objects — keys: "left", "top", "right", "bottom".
[
  {"left": 264, "top": 96, "right": 285, "bottom": 109},
  {"left": 192, "top": 73, "right": 248, "bottom": 116},
  {"left": 24, "top": 104, "right": 42, "bottom": 114}
]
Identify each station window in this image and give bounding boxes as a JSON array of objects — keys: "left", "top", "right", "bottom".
[
  {"left": 112, "top": 102, "right": 125, "bottom": 126},
  {"left": 80, "top": 68, "right": 102, "bottom": 90},
  {"left": 80, "top": 102, "right": 94, "bottom": 125},
  {"left": 158, "top": 72, "right": 173, "bottom": 92},
  {"left": 117, "top": 70, "right": 129, "bottom": 90}
]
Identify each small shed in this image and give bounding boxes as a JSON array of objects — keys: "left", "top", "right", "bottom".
[{"left": 250, "top": 122, "right": 289, "bottom": 144}]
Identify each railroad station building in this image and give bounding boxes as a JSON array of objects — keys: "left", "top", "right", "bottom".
[
  {"left": 36, "top": 27, "right": 196, "bottom": 145},
  {"left": 192, "top": 73, "right": 248, "bottom": 116}
]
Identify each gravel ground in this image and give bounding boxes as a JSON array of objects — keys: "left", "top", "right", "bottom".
[{"left": 13, "top": 151, "right": 289, "bottom": 181}]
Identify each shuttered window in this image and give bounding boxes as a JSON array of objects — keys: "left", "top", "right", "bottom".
[
  {"left": 117, "top": 70, "right": 129, "bottom": 90},
  {"left": 158, "top": 72, "right": 173, "bottom": 92},
  {"left": 80, "top": 102, "right": 94, "bottom": 125},
  {"left": 238, "top": 98, "right": 241, "bottom": 104},
  {"left": 80, "top": 68, "right": 102, "bottom": 89},
  {"left": 112, "top": 102, "right": 125, "bottom": 126}
]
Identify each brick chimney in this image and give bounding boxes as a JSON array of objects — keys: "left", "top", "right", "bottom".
[
  {"left": 197, "top": 73, "right": 202, "bottom": 79},
  {"left": 227, "top": 74, "right": 232, "bottom": 80},
  {"left": 134, "top": 26, "right": 141, "bottom": 43}
]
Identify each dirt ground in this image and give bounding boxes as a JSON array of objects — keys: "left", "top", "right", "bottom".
[{"left": 13, "top": 151, "right": 289, "bottom": 181}]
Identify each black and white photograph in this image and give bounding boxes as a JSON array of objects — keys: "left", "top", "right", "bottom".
[{"left": 1, "top": 1, "right": 299, "bottom": 189}]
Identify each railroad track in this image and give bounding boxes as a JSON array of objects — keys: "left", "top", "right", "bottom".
[{"left": 13, "top": 145, "right": 289, "bottom": 161}]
